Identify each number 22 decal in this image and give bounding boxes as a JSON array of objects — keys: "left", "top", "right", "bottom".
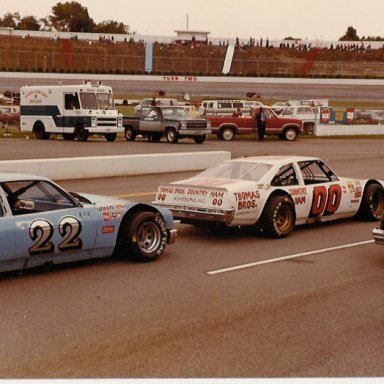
[
  {"left": 28, "top": 216, "right": 83, "bottom": 255},
  {"left": 309, "top": 184, "right": 342, "bottom": 217}
]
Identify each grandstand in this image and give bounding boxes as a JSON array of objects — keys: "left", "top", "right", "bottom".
[{"left": 0, "top": 32, "right": 383, "bottom": 78}]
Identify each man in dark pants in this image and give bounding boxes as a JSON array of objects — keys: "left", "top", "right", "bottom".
[{"left": 256, "top": 107, "right": 266, "bottom": 141}]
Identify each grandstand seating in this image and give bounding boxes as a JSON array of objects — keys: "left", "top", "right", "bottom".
[{"left": 0, "top": 35, "right": 383, "bottom": 77}]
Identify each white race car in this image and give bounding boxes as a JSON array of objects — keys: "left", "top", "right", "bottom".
[{"left": 154, "top": 156, "right": 384, "bottom": 238}]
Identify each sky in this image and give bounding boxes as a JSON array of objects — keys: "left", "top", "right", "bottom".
[{"left": 1, "top": 0, "right": 384, "bottom": 42}]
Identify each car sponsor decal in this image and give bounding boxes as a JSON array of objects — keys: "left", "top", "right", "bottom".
[
  {"left": 102, "top": 225, "right": 115, "bottom": 234},
  {"left": 98, "top": 204, "right": 125, "bottom": 221},
  {"left": 289, "top": 187, "right": 307, "bottom": 205},
  {"left": 157, "top": 186, "right": 226, "bottom": 206},
  {"left": 234, "top": 190, "right": 260, "bottom": 210}
]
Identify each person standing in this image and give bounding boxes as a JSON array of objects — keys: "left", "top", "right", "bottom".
[{"left": 256, "top": 107, "right": 266, "bottom": 141}]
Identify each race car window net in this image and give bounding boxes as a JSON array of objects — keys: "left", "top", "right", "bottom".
[
  {"left": 298, "top": 160, "right": 338, "bottom": 185},
  {"left": 271, "top": 164, "right": 299, "bottom": 186},
  {"left": 196, "top": 162, "right": 272, "bottom": 181}
]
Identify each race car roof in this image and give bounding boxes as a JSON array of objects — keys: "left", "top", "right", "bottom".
[
  {"left": 227, "top": 155, "right": 320, "bottom": 166},
  {"left": 0, "top": 172, "right": 50, "bottom": 182}
]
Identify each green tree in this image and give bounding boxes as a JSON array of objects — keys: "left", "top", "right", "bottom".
[
  {"left": 93, "top": 20, "right": 129, "bottom": 34},
  {"left": 50, "top": 1, "right": 94, "bottom": 32},
  {"left": 339, "top": 26, "right": 359, "bottom": 41},
  {"left": 0, "top": 12, "right": 20, "bottom": 28},
  {"left": 18, "top": 15, "right": 40, "bottom": 31}
]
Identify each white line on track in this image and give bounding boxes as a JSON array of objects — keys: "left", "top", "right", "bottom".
[{"left": 207, "top": 239, "right": 375, "bottom": 275}]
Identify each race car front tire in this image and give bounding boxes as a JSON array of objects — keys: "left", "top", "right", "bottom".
[
  {"left": 118, "top": 211, "right": 167, "bottom": 262},
  {"left": 261, "top": 195, "right": 295, "bottom": 238}
]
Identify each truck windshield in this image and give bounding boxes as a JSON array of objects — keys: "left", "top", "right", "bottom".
[
  {"left": 80, "top": 92, "right": 98, "bottom": 110},
  {"left": 97, "top": 93, "right": 114, "bottom": 110}
]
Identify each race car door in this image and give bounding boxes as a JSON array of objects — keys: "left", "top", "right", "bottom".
[
  {"left": 296, "top": 159, "right": 356, "bottom": 221},
  {"left": 1, "top": 179, "right": 98, "bottom": 270}
]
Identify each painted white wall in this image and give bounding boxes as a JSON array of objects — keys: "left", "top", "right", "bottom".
[{"left": 0, "top": 151, "right": 231, "bottom": 180}]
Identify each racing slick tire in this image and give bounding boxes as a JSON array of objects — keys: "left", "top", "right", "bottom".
[
  {"left": 358, "top": 183, "right": 384, "bottom": 221},
  {"left": 166, "top": 128, "right": 179, "bottom": 143},
  {"left": 220, "top": 127, "right": 235, "bottom": 141},
  {"left": 105, "top": 133, "right": 117, "bottom": 142},
  {"left": 194, "top": 135, "right": 206, "bottom": 144},
  {"left": 124, "top": 126, "right": 136, "bottom": 141},
  {"left": 118, "top": 211, "right": 167, "bottom": 262},
  {"left": 261, "top": 195, "right": 295, "bottom": 238},
  {"left": 33, "top": 122, "right": 50, "bottom": 140}
]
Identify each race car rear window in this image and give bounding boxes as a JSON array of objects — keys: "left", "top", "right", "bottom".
[{"left": 197, "top": 161, "right": 272, "bottom": 181}]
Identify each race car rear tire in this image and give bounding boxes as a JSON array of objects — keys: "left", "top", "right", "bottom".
[
  {"left": 118, "top": 211, "right": 167, "bottom": 262},
  {"left": 358, "top": 183, "right": 384, "bottom": 221},
  {"left": 261, "top": 195, "right": 295, "bottom": 238}
]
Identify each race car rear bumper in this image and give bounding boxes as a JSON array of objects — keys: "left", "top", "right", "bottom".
[{"left": 163, "top": 205, "right": 235, "bottom": 224}]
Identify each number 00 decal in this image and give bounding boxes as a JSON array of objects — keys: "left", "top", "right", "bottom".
[
  {"left": 310, "top": 184, "right": 342, "bottom": 217},
  {"left": 28, "top": 216, "right": 83, "bottom": 255}
]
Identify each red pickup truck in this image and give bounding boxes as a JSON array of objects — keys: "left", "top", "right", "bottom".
[{"left": 208, "top": 107, "right": 303, "bottom": 141}]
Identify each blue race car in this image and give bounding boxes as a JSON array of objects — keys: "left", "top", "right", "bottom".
[{"left": 0, "top": 172, "right": 177, "bottom": 273}]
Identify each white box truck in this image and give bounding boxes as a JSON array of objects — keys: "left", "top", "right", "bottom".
[{"left": 20, "top": 82, "right": 123, "bottom": 141}]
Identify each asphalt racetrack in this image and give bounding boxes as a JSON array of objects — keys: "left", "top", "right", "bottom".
[
  {"left": 1, "top": 73, "right": 384, "bottom": 101},
  {"left": 1, "top": 76, "right": 384, "bottom": 378},
  {"left": 1, "top": 134, "right": 384, "bottom": 378}
]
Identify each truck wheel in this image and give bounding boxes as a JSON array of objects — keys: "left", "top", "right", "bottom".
[
  {"left": 117, "top": 211, "right": 167, "bottom": 262},
  {"left": 166, "top": 128, "right": 179, "bottom": 143},
  {"left": 62, "top": 133, "right": 75, "bottom": 140},
  {"left": 261, "top": 195, "right": 295, "bottom": 238},
  {"left": 124, "top": 126, "right": 136, "bottom": 141},
  {"left": 284, "top": 128, "right": 297, "bottom": 141},
  {"left": 358, "top": 183, "right": 384, "bottom": 221},
  {"left": 194, "top": 136, "right": 206, "bottom": 144},
  {"left": 76, "top": 126, "right": 89, "bottom": 142},
  {"left": 105, "top": 133, "right": 117, "bottom": 142},
  {"left": 221, "top": 127, "right": 235, "bottom": 141},
  {"left": 33, "top": 122, "right": 50, "bottom": 140}
]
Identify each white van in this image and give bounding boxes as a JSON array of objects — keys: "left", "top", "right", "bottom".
[
  {"left": 20, "top": 82, "right": 123, "bottom": 141},
  {"left": 199, "top": 100, "right": 262, "bottom": 116}
]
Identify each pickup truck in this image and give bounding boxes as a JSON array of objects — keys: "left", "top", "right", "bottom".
[
  {"left": 123, "top": 106, "right": 211, "bottom": 144},
  {"left": 208, "top": 107, "right": 303, "bottom": 141}
]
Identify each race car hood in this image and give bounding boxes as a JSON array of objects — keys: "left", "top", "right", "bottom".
[{"left": 71, "top": 192, "right": 131, "bottom": 208}]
